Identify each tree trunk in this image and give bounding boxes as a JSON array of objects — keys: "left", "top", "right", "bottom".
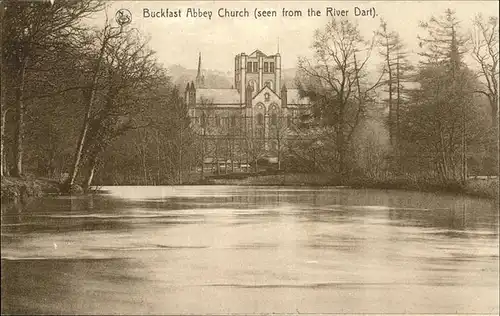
[
  {"left": 396, "top": 55, "right": 402, "bottom": 166},
  {"left": 66, "top": 33, "right": 109, "bottom": 189},
  {"left": 83, "top": 152, "right": 98, "bottom": 191},
  {"left": 0, "top": 64, "right": 5, "bottom": 178},
  {"left": 439, "top": 128, "right": 449, "bottom": 182},
  {"left": 12, "top": 57, "right": 28, "bottom": 177},
  {"left": 230, "top": 138, "right": 234, "bottom": 173},
  {"left": 491, "top": 95, "right": 498, "bottom": 128},
  {"left": 142, "top": 143, "right": 148, "bottom": 185},
  {"left": 385, "top": 36, "right": 394, "bottom": 146},
  {"left": 178, "top": 129, "right": 182, "bottom": 184},
  {"left": 1, "top": 108, "right": 9, "bottom": 177},
  {"left": 155, "top": 130, "right": 161, "bottom": 185},
  {"left": 337, "top": 108, "right": 347, "bottom": 180},
  {"left": 201, "top": 131, "right": 205, "bottom": 180}
]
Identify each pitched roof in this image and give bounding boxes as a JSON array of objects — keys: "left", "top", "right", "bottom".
[
  {"left": 252, "top": 85, "right": 281, "bottom": 101},
  {"left": 196, "top": 89, "right": 241, "bottom": 105},
  {"left": 248, "top": 49, "right": 268, "bottom": 58},
  {"left": 287, "top": 89, "right": 309, "bottom": 105}
]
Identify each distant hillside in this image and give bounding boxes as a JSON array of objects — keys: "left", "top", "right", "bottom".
[
  {"left": 167, "top": 65, "right": 301, "bottom": 90},
  {"left": 167, "top": 65, "right": 233, "bottom": 89},
  {"left": 282, "top": 68, "right": 299, "bottom": 89}
]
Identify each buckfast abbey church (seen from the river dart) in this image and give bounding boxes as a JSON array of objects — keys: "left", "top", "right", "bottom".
[{"left": 184, "top": 49, "right": 310, "bottom": 171}]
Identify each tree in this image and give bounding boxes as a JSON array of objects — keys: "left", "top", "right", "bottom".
[
  {"left": 402, "top": 9, "right": 485, "bottom": 183},
  {"left": 297, "top": 19, "right": 382, "bottom": 180},
  {"left": 64, "top": 20, "right": 126, "bottom": 191},
  {"left": 351, "top": 119, "right": 391, "bottom": 179},
  {"left": 376, "top": 19, "right": 414, "bottom": 149},
  {"left": 78, "top": 27, "right": 164, "bottom": 189},
  {"left": 471, "top": 14, "right": 499, "bottom": 127},
  {"left": 268, "top": 113, "right": 290, "bottom": 170},
  {"left": 1, "top": 0, "right": 103, "bottom": 177}
]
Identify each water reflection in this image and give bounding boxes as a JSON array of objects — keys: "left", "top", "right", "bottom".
[{"left": 1, "top": 186, "right": 498, "bottom": 314}]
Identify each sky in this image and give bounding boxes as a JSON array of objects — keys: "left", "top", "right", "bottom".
[{"left": 88, "top": 1, "right": 499, "bottom": 73}]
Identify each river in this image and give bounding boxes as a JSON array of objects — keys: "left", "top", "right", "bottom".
[{"left": 1, "top": 186, "right": 498, "bottom": 314}]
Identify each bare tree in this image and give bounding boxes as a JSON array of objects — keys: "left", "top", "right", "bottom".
[
  {"left": 64, "top": 20, "right": 126, "bottom": 191},
  {"left": 376, "top": 19, "right": 413, "bottom": 149},
  {"left": 79, "top": 28, "right": 163, "bottom": 189},
  {"left": 1, "top": 0, "right": 103, "bottom": 178},
  {"left": 471, "top": 14, "right": 499, "bottom": 126},
  {"left": 268, "top": 114, "right": 290, "bottom": 170},
  {"left": 297, "top": 19, "right": 382, "bottom": 180}
]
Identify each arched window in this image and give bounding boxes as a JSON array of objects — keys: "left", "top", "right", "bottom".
[
  {"left": 271, "top": 113, "right": 277, "bottom": 126},
  {"left": 257, "top": 113, "right": 264, "bottom": 125},
  {"left": 265, "top": 80, "right": 273, "bottom": 90},
  {"left": 264, "top": 92, "right": 270, "bottom": 101},
  {"left": 248, "top": 80, "right": 257, "bottom": 94}
]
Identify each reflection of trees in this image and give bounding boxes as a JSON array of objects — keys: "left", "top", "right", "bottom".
[
  {"left": 1, "top": 202, "right": 25, "bottom": 235},
  {"left": 1, "top": 254, "right": 142, "bottom": 314},
  {"left": 387, "top": 196, "right": 498, "bottom": 235},
  {"left": 2, "top": 196, "right": 136, "bottom": 234}
]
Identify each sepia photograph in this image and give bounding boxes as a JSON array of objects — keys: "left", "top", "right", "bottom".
[{"left": 1, "top": 0, "right": 499, "bottom": 314}]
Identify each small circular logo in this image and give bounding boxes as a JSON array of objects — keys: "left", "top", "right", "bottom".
[{"left": 115, "top": 9, "right": 132, "bottom": 26}]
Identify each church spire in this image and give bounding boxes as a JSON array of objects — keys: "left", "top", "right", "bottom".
[
  {"left": 196, "top": 52, "right": 204, "bottom": 87},
  {"left": 197, "top": 52, "right": 201, "bottom": 79}
]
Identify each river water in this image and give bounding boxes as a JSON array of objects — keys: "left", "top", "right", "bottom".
[{"left": 1, "top": 186, "right": 498, "bottom": 314}]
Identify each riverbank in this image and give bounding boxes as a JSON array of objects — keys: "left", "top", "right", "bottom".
[
  {"left": 204, "top": 172, "right": 498, "bottom": 200},
  {"left": 2, "top": 173, "right": 497, "bottom": 204},
  {"left": 204, "top": 173, "right": 338, "bottom": 186},
  {"left": 0, "top": 177, "right": 61, "bottom": 204},
  {"left": 348, "top": 177, "right": 498, "bottom": 200}
]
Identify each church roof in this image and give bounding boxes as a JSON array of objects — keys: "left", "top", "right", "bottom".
[
  {"left": 287, "top": 89, "right": 309, "bottom": 105},
  {"left": 196, "top": 88, "right": 241, "bottom": 105},
  {"left": 248, "top": 49, "right": 274, "bottom": 58},
  {"left": 252, "top": 85, "right": 280, "bottom": 101}
]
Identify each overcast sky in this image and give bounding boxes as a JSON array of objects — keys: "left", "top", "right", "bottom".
[{"left": 91, "top": 1, "right": 499, "bottom": 72}]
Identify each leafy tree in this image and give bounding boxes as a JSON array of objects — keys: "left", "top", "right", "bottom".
[{"left": 402, "top": 9, "right": 487, "bottom": 183}]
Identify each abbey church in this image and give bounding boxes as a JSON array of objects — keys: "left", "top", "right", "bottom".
[{"left": 184, "top": 49, "right": 310, "bottom": 171}]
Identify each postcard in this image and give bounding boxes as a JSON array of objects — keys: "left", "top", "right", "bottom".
[{"left": 1, "top": 0, "right": 498, "bottom": 314}]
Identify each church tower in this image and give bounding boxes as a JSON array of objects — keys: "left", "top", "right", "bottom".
[{"left": 234, "top": 50, "right": 282, "bottom": 105}]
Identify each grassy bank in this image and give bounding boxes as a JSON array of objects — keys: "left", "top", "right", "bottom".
[
  {"left": 1, "top": 177, "right": 61, "bottom": 204},
  {"left": 205, "top": 172, "right": 498, "bottom": 199},
  {"left": 348, "top": 177, "right": 498, "bottom": 199},
  {"left": 206, "top": 172, "right": 339, "bottom": 186}
]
